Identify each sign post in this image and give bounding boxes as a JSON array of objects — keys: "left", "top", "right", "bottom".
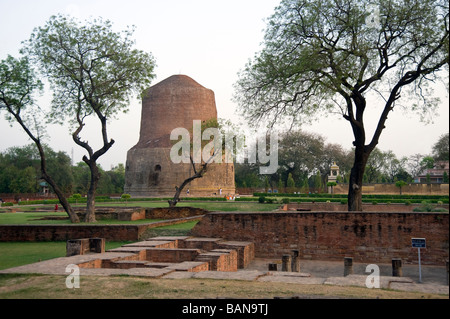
[{"left": 411, "top": 238, "right": 426, "bottom": 283}]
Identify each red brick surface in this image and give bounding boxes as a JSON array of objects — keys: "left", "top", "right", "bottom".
[{"left": 190, "top": 212, "right": 449, "bottom": 265}]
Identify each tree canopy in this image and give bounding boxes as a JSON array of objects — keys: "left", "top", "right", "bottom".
[
  {"left": 22, "top": 15, "right": 156, "bottom": 221},
  {"left": 235, "top": 0, "right": 449, "bottom": 210}
]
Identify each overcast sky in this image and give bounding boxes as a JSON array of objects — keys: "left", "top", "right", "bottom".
[{"left": 0, "top": 0, "right": 448, "bottom": 169}]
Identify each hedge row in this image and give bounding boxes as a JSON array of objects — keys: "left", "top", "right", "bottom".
[
  {"left": 255, "top": 197, "right": 449, "bottom": 205},
  {"left": 8, "top": 193, "right": 449, "bottom": 206},
  {"left": 253, "top": 192, "right": 449, "bottom": 200}
]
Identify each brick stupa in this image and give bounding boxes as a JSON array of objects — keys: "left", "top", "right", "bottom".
[{"left": 124, "top": 75, "right": 235, "bottom": 197}]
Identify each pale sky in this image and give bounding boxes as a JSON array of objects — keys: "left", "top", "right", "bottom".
[{"left": 0, "top": 0, "right": 448, "bottom": 169}]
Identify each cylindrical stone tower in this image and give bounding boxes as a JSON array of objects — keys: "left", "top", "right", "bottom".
[{"left": 124, "top": 75, "right": 235, "bottom": 197}]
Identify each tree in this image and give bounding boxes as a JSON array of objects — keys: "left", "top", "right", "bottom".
[
  {"left": 277, "top": 176, "right": 284, "bottom": 192},
  {"left": 168, "top": 119, "right": 222, "bottom": 207},
  {"left": 327, "top": 181, "right": 337, "bottom": 195},
  {"left": 0, "top": 55, "right": 80, "bottom": 223},
  {"left": 0, "top": 144, "right": 73, "bottom": 194},
  {"left": 364, "top": 148, "right": 386, "bottom": 183},
  {"left": 432, "top": 132, "right": 449, "bottom": 161},
  {"left": 287, "top": 173, "right": 295, "bottom": 192},
  {"left": 23, "top": 15, "right": 156, "bottom": 222},
  {"left": 72, "top": 193, "right": 82, "bottom": 205},
  {"left": 395, "top": 180, "right": 408, "bottom": 195},
  {"left": 121, "top": 193, "right": 131, "bottom": 206},
  {"left": 407, "top": 153, "right": 427, "bottom": 179},
  {"left": 234, "top": 0, "right": 449, "bottom": 211},
  {"left": 443, "top": 171, "right": 449, "bottom": 183},
  {"left": 421, "top": 156, "right": 435, "bottom": 169}
]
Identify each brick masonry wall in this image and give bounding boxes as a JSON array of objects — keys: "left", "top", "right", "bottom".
[
  {"left": 0, "top": 224, "right": 148, "bottom": 241},
  {"left": 145, "top": 207, "right": 209, "bottom": 219},
  {"left": 283, "top": 202, "right": 449, "bottom": 212},
  {"left": 190, "top": 212, "right": 449, "bottom": 265},
  {"left": 0, "top": 216, "right": 202, "bottom": 242}
]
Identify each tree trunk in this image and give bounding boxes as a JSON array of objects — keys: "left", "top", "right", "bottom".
[
  {"left": 168, "top": 186, "right": 183, "bottom": 208},
  {"left": 72, "top": 111, "right": 113, "bottom": 223},
  {"left": 169, "top": 160, "right": 209, "bottom": 208},
  {"left": 7, "top": 107, "right": 80, "bottom": 223},
  {"left": 347, "top": 145, "right": 370, "bottom": 211},
  {"left": 42, "top": 172, "right": 80, "bottom": 223},
  {"left": 84, "top": 159, "right": 99, "bottom": 223}
]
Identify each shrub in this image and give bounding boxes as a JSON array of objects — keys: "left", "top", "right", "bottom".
[
  {"left": 372, "top": 200, "right": 378, "bottom": 205},
  {"left": 1, "top": 202, "right": 13, "bottom": 207},
  {"left": 405, "top": 200, "right": 411, "bottom": 206},
  {"left": 340, "top": 200, "right": 347, "bottom": 205},
  {"left": 282, "top": 198, "right": 290, "bottom": 204},
  {"left": 258, "top": 196, "right": 265, "bottom": 203}
]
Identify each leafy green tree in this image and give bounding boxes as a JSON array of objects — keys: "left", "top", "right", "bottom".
[
  {"left": 72, "top": 193, "right": 82, "bottom": 205},
  {"left": 301, "top": 178, "right": 310, "bottom": 194},
  {"left": 313, "top": 171, "right": 323, "bottom": 192},
  {"left": 0, "top": 144, "right": 73, "bottom": 194},
  {"left": 327, "top": 181, "right": 337, "bottom": 195},
  {"left": 121, "top": 193, "right": 131, "bottom": 206},
  {"left": 264, "top": 176, "right": 270, "bottom": 192},
  {"left": 443, "top": 171, "right": 449, "bottom": 183},
  {"left": 23, "top": 15, "right": 156, "bottom": 222},
  {"left": 421, "top": 156, "right": 435, "bottom": 169},
  {"left": 234, "top": 0, "right": 449, "bottom": 210},
  {"left": 234, "top": 163, "right": 262, "bottom": 188},
  {"left": 432, "top": 132, "right": 449, "bottom": 161},
  {"left": 287, "top": 173, "right": 295, "bottom": 193},
  {"left": 277, "top": 176, "right": 284, "bottom": 193},
  {"left": 0, "top": 55, "right": 79, "bottom": 222},
  {"left": 7, "top": 166, "right": 37, "bottom": 193},
  {"left": 395, "top": 180, "right": 408, "bottom": 195}
]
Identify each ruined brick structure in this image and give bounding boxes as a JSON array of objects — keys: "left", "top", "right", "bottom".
[
  {"left": 124, "top": 75, "right": 235, "bottom": 197},
  {"left": 191, "top": 211, "right": 449, "bottom": 265}
]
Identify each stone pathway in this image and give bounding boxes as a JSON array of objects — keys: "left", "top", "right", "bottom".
[{"left": 1, "top": 253, "right": 448, "bottom": 296}]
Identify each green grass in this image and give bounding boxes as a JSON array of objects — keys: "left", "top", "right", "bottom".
[
  {"left": 0, "top": 201, "right": 280, "bottom": 225},
  {"left": 0, "top": 212, "right": 163, "bottom": 225},
  {"left": 97, "top": 201, "right": 281, "bottom": 211},
  {"left": 0, "top": 241, "right": 130, "bottom": 270},
  {"left": 141, "top": 220, "right": 199, "bottom": 238}
]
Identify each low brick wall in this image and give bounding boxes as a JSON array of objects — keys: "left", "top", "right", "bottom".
[
  {"left": 190, "top": 211, "right": 449, "bottom": 265},
  {"left": 284, "top": 202, "right": 449, "bottom": 212},
  {"left": 145, "top": 207, "right": 209, "bottom": 219},
  {"left": 0, "top": 215, "right": 202, "bottom": 242},
  {"left": 145, "top": 248, "right": 201, "bottom": 263},
  {"left": 0, "top": 224, "right": 148, "bottom": 241}
]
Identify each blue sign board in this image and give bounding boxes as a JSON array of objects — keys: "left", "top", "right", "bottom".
[{"left": 411, "top": 238, "right": 426, "bottom": 248}]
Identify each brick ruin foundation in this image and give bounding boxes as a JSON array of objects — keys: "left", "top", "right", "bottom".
[{"left": 70, "top": 236, "right": 254, "bottom": 273}]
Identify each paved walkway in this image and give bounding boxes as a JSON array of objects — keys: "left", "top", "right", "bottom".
[{"left": 0, "top": 254, "right": 448, "bottom": 296}]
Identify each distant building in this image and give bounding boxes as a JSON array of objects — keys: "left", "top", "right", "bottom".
[
  {"left": 39, "top": 181, "right": 50, "bottom": 196},
  {"left": 414, "top": 161, "right": 449, "bottom": 183}
]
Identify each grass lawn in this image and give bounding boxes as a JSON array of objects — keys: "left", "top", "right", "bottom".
[
  {"left": 0, "top": 218, "right": 199, "bottom": 270},
  {"left": 96, "top": 201, "right": 281, "bottom": 211},
  {"left": 0, "top": 201, "right": 280, "bottom": 225},
  {"left": 0, "top": 241, "right": 131, "bottom": 270},
  {"left": 0, "top": 212, "right": 163, "bottom": 225},
  {"left": 0, "top": 274, "right": 446, "bottom": 299}
]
